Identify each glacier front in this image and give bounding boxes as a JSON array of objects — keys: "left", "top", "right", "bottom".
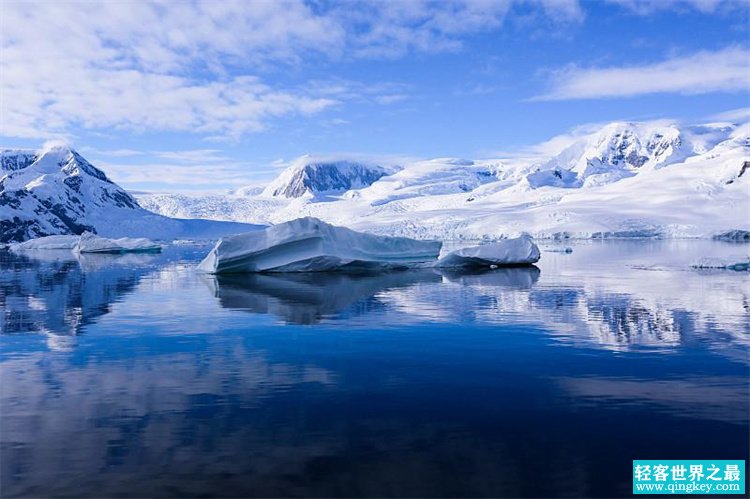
[{"left": 197, "top": 217, "right": 442, "bottom": 273}]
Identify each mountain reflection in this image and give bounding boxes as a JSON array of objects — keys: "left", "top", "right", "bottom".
[
  {"left": 0, "top": 250, "right": 156, "bottom": 343},
  {"left": 1, "top": 246, "right": 748, "bottom": 355}
]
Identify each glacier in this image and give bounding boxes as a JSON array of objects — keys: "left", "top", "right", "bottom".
[
  {"left": 139, "top": 119, "right": 750, "bottom": 241},
  {"left": 436, "top": 234, "right": 540, "bottom": 268},
  {"left": 197, "top": 217, "right": 442, "bottom": 273}
]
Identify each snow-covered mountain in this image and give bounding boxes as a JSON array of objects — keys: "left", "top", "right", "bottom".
[
  {"left": 263, "top": 156, "right": 394, "bottom": 198},
  {"left": 523, "top": 121, "right": 734, "bottom": 189},
  {"left": 0, "top": 144, "right": 258, "bottom": 243},
  {"left": 138, "top": 119, "right": 749, "bottom": 240},
  {"left": 10, "top": 119, "right": 747, "bottom": 243}
]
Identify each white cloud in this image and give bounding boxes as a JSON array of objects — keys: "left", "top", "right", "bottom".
[
  {"left": 0, "top": 1, "right": 339, "bottom": 140},
  {"left": 0, "top": 0, "right": 586, "bottom": 140},
  {"left": 375, "top": 94, "right": 409, "bottom": 105},
  {"left": 533, "top": 46, "right": 750, "bottom": 100},
  {"left": 605, "top": 0, "right": 734, "bottom": 15},
  {"left": 154, "top": 149, "right": 230, "bottom": 163},
  {"left": 709, "top": 107, "right": 750, "bottom": 122},
  {"left": 99, "top": 160, "right": 255, "bottom": 190}
]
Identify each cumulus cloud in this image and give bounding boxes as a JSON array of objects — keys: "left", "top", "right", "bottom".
[{"left": 532, "top": 46, "right": 750, "bottom": 100}]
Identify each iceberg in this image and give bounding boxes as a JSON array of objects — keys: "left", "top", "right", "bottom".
[
  {"left": 9, "top": 235, "right": 81, "bottom": 251},
  {"left": 436, "top": 234, "right": 540, "bottom": 268},
  {"left": 197, "top": 217, "right": 442, "bottom": 273},
  {"left": 75, "top": 232, "right": 162, "bottom": 254}
]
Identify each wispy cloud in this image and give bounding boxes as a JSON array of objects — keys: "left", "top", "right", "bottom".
[
  {"left": 154, "top": 149, "right": 230, "bottom": 163},
  {"left": 709, "top": 107, "right": 750, "bottom": 122},
  {"left": 532, "top": 46, "right": 750, "bottom": 101},
  {"left": 99, "top": 160, "right": 255, "bottom": 191},
  {"left": 605, "top": 0, "right": 737, "bottom": 15}
]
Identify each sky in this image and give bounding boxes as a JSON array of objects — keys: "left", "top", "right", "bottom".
[{"left": 1, "top": 0, "right": 749, "bottom": 193}]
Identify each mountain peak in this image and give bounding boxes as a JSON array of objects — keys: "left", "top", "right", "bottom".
[
  {"left": 263, "top": 156, "right": 392, "bottom": 198},
  {"left": 0, "top": 146, "right": 140, "bottom": 242},
  {"left": 38, "top": 140, "right": 75, "bottom": 163}
]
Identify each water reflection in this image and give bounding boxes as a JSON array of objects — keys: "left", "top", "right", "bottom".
[
  {"left": 205, "top": 270, "right": 441, "bottom": 324},
  {"left": 557, "top": 375, "right": 749, "bottom": 424},
  {"left": 438, "top": 265, "right": 540, "bottom": 288},
  {"left": 0, "top": 251, "right": 157, "bottom": 344},
  {"left": 2, "top": 247, "right": 748, "bottom": 355},
  {"left": 1, "top": 243, "right": 748, "bottom": 498}
]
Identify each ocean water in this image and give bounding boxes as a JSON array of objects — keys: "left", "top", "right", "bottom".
[{"left": 1, "top": 240, "right": 748, "bottom": 498}]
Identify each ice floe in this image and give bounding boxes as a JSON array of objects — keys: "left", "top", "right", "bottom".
[
  {"left": 75, "top": 232, "right": 162, "bottom": 254},
  {"left": 9, "top": 235, "right": 81, "bottom": 251},
  {"left": 436, "top": 234, "right": 540, "bottom": 268}
]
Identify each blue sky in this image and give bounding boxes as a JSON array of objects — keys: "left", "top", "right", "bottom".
[{"left": 1, "top": 0, "right": 748, "bottom": 193}]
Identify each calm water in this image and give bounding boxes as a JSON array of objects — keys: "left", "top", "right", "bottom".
[{"left": 1, "top": 240, "right": 748, "bottom": 498}]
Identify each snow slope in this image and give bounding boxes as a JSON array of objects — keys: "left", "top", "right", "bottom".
[
  {"left": 140, "top": 119, "right": 749, "bottom": 240},
  {"left": 1, "top": 144, "right": 260, "bottom": 243}
]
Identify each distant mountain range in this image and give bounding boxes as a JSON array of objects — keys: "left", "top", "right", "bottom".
[
  {"left": 3, "top": 119, "right": 748, "bottom": 243},
  {"left": 139, "top": 119, "right": 750, "bottom": 240}
]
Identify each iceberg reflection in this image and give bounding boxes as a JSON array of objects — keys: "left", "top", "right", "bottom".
[{"left": 205, "top": 270, "right": 442, "bottom": 324}]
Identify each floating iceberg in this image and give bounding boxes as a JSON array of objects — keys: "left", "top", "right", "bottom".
[
  {"left": 9, "top": 235, "right": 81, "bottom": 251},
  {"left": 75, "top": 232, "right": 162, "bottom": 254},
  {"left": 197, "top": 217, "right": 442, "bottom": 273},
  {"left": 691, "top": 256, "right": 749, "bottom": 272},
  {"left": 436, "top": 234, "right": 540, "bottom": 268}
]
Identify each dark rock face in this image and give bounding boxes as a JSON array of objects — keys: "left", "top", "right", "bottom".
[
  {"left": 1, "top": 151, "right": 37, "bottom": 173},
  {"left": 739, "top": 161, "right": 749, "bottom": 178},
  {"left": 713, "top": 230, "right": 750, "bottom": 242},
  {"left": 268, "top": 161, "right": 388, "bottom": 198}
]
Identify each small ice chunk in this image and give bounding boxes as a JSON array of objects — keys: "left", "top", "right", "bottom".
[
  {"left": 75, "top": 231, "right": 161, "bottom": 254},
  {"left": 545, "top": 247, "right": 573, "bottom": 253},
  {"left": 436, "top": 234, "right": 541, "bottom": 268},
  {"left": 9, "top": 235, "right": 81, "bottom": 251},
  {"left": 691, "top": 256, "right": 750, "bottom": 272},
  {"left": 197, "top": 217, "right": 442, "bottom": 273}
]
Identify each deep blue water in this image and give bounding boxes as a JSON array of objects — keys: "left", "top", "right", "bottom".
[{"left": 1, "top": 241, "right": 748, "bottom": 498}]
